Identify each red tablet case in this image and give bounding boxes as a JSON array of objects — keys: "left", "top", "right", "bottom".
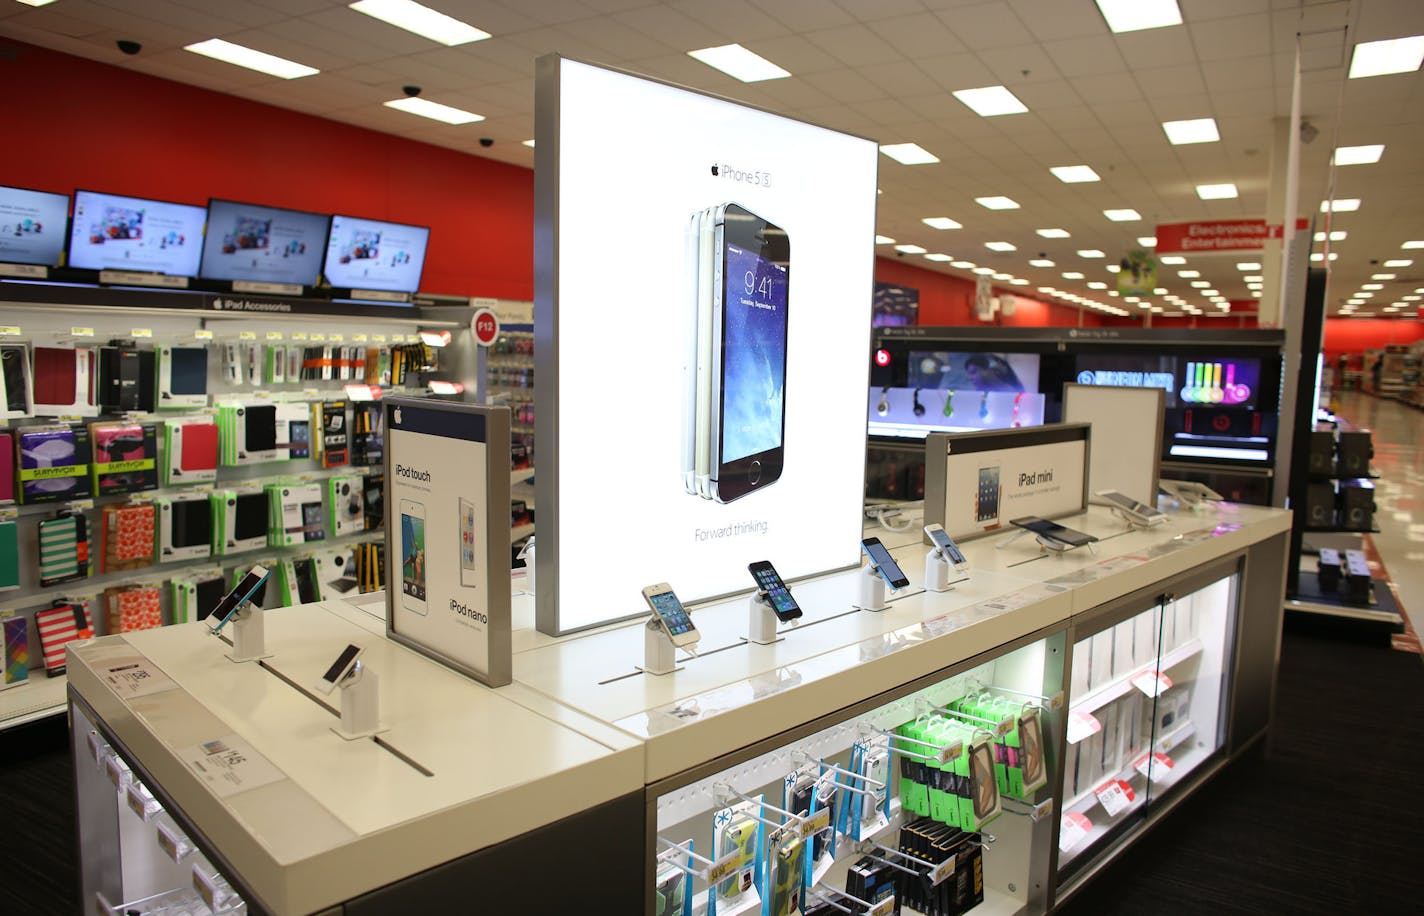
[{"left": 181, "top": 422, "right": 220, "bottom": 473}]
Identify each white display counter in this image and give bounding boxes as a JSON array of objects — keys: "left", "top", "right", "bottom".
[{"left": 69, "top": 499, "right": 1290, "bottom": 915}]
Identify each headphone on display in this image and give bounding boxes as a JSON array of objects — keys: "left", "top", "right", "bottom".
[
  {"left": 912, "top": 388, "right": 925, "bottom": 417},
  {"left": 943, "top": 389, "right": 955, "bottom": 417},
  {"left": 876, "top": 387, "right": 890, "bottom": 416}
]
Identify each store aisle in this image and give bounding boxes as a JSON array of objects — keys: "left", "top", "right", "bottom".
[{"left": 1331, "top": 391, "right": 1424, "bottom": 639}]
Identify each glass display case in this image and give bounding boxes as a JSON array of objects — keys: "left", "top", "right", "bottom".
[
  {"left": 650, "top": 633, "right": 1066, "bottom": 916},
  {"left": 1055, "top": 559, "right": 1239, "bottom": 888}
]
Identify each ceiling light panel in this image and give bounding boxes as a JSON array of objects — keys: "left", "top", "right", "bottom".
[
  {"left": 1062, "top": 271, "right": 1085, "bottom": 279},
  {"left": 924, "top": 253, "right": 952, "bottom": 262},
  {"left": 349, "top": 0, "right": 490, "bottom": 46},
  {"left": 1077, "top": 250, "right": 1105, "bottom": 258},
  {"left": 1105, "top": 209, "right": 1142, "bottom": 221},
  {"left": 1050, "top": 165, "right": 1101, "bottom": 183},
  {"left": 1160, "top": 256, "right": 1186, "bottom": 265},
  {"left": 384, "top": 97, "right": 483, "bottom": 124},
  {"left": 951, "top": 261, "right": 975, "bottom": 269},
  {"left": 1403, "top": 241, "right": 1424, "bottom": 249},
  {"left": 1332, "top": 144, "right": 1385, "bottom": 166},
  {"left": 1320, "top": 199, "right": 1361, "bottom": 212},
  {"left": 1029, "top": 259, "right": 1055, "bottom": 268},
  {"left": 1237, "top": 262, "right": 1261, "bottom": 271},
  {"left": 1348, "top": 35, "right": 1424, "bottom": 79},
  {"left": 976, "top": 196, "right": 1020, "bottom": 210},
  {"left": 1196, "top": 183, "right": 1238, "bottom": 200},
  {"left": 1037, "top": 228, "right": 1070, "bottom": 238},
  {"left": 1372, "top": 273, "right": 1396, "bottom": 280},
  {"left": 874, "top": 235, "right": 895, "bottom": 245},
  {"left": 952, "top": 86, "right": 1029, "bottom": 117},
  {"left": 1315, "top": 231, "right": 1348, "bottom": 241},
  {"left": 1384, "top": 260, "right": 1413, "bottom": 268},
  {"left": 1178, "top": 270, "right": 1200, "bottom": 278},
  {"left": 985, "top": 241, "right": 1016, "bottom": 251},
  {"left": 881, "top": 143, "right": 939, "bottom": 165},
  {"left": 1095, "top": 0, "right": 1183, "bottom": 33},
  {"left": 1137, "top": 236, "right": 1157, "bottom": 247},
  {"left": 894, "top": 244, "right": 927, "bottom": 254},
  {"left": 183, "top": 39, "right": 319, "bottom": 79},
  {"left": 688, "top": 44, "right": 790, "bottom": 82},
  {"left": 1162, "top": 118, "right": 1220, "bottom": 145},
  {"left": 922, "top": 217, "right": 962, "bottom": 230}
]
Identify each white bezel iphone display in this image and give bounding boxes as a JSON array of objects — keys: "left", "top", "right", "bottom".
[
  {"left": 315, "top": 643, "right": 364, "bottom": 695},
  {"left": 204, "top": 565, "right": 270, "bottom": 633},
  {"left": 641, "top": 583, "right": 700, "bottom": 649},
  {"left": 924, "top": 523, "right": 970, "bottom": 570},
  {"left": 1096, "top": 489, "right": 1167, "bottom": 526}
]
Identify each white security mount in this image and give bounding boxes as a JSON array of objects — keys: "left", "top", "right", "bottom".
[
  {"left": 924, "top": 548, "right": 957, "bottom": 593},
  {"left": 331, "top": 662, "right": 386, "bottom": 740},
  {"left": 517, "top": 537, "right": 535, "bottom": 596},
  {"left": 1109, "top": 507, "right": 1154, "bottom": 530},
  {"left": 855, "top": 564, "right": 889, "bottom": 612},
  {"left": 638, "top": 618, "right": 684, "bottom": 676},
  {"left": 747, "top": 592, "right": 784, "bottom": 645},
  {"left": 225, "top": 605, "right": 272, "bottom": 664}
]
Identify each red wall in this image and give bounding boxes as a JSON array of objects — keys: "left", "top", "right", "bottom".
[
  {"left": 874, "top": 257, "right": 1103, "bottom": 327},
  {"left": 0, "top": 40, "right": 533, "bottom": 299},
  {"left": 1321, "top": 318, "right": 1424, "bottom": 360}
]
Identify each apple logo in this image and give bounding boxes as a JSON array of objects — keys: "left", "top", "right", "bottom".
[
  {"left": 393, "top": 407, "right": 402, "bottom": 426},
  {"left": 710, "top": 164, "right": 719, "bottom": 176}
]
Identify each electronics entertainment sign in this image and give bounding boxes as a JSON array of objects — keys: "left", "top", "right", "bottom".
[
  {"left": 384, "top": 397, "right": 510, "bottom": 686},
  {"left": 534, "top": 56, "right": 878, "bottom": 634}
]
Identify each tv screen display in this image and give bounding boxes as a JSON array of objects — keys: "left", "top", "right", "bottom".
[
  {"left": 323, "top": 214, "right": 429, "bottom": 293},
  {"left": 0, "top": 185, "right": 69, "bottom": 267},
  {"left": 68, "top": 190, "right": 206, "bottom": 276},
  {"left": 1074, "top": 354, "right": 1262, "bottom": 411},
  {"left": 908, "top": 350, "right": 1041, "bottom": 392},
  {"left": 200, "top": 199, "right": 329, "bottom": 286}
]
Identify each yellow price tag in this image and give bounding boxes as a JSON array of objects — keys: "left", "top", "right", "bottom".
[
  {"left": 239, "top": 331, "right": 257, "bottom": 341},
  {"left": 71, "top": 326, "right": 95, "bottom": 337},
  {"left": 266, "top": 331, "right": 284, "bottom": 341},
  {"left": 195, "top": 329, "right": 214, "bottom": 340},
  {"left": 131, "top": 328, "right": 153, "bottom": 338}
]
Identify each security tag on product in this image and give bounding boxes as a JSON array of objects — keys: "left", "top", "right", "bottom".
[
  {"left": 929, "top": 854, "right": 957, "bottom": 887},
  {"left": 1059, "top": 812, "right": 1093, "bottom": 853},
  {"left": 1094, "top": 779, "right": 1134, "bottom": 817},
  {"left": 1130, "top": 668, "right": 1173, "bottom": 698},
  {"left": 1065, "top": 710, "right": 1102, "bottom": 745},
  {"left": 705, "top": 849, "right": 742, "bottom": 886},
  {"left": 798, "top": 806, "right": 831, "bottom": 841},
  {"left": 1133, "top": 752, "right": 1175, "bottom": 783},
  {"left": 869, "top": 897, "right": 896, "bottom": 916},
  {"left": 101, "top": 657, "right": 176, "bottom": 700}
]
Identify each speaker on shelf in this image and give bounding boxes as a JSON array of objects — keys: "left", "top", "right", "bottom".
[
  {"left": 1338, "top": 479, "right": 1376, "bottom": 532},
  {"left": 1306, "top": 482, "right": 1336, "bottom": 528},
  {"left": 1337, "top": 430, "right": 1373, "bottom": 476},
  {"left": 1308, "top": 429, "right": 1335, "bottom": 476}
]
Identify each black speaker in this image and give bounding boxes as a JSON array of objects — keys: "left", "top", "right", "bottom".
[
  {"left": 1305, "top": 482, "right": 1336, "bottom": 528},
  {"left": 1317, "top": 548, "right": 1342, "bottom": 590},
  {"left": 1337, "top": 430, "right": 1373, "bottom": 476},
  {"left": 1307, "top": 429, "right": 1335, "bottom": 476},
  {"left": 1344, "top": 549, "right": 1372, "bottom": 605},
  {"left": 1338, "top": 479, "right": 1376, "bottom": 531}
]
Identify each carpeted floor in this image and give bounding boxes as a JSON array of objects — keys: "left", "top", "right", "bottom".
[{"left": 2, "top": 622, "right": 1418, "bottom": 915}]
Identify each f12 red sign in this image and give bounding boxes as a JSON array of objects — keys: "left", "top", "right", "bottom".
[
  {"left": 1156, "top": 219, "right": 1309, "bottom": 254},
  {"left": 471, "top": 308, "right": 500, "bottom": 347}
]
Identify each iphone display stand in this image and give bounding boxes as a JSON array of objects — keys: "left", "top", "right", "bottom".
[
  {"left": 747, "top": 593, "right": 784, "bottom": 645},
  {"left": 518, "top": 537, "right": 535, "bottom": 595},
  {"left": 924, "top": 550, "right": 956, "bottom": 593},
  {"left": 225, "top": 605, "right": 272, "bottom": 664},
  {"left": 332, "top": 663, "right": 386, "bottom": 740},
  {"left": 639, "top": 619, "right": 684, "bottom": 676},
  {"left": 856, "top": 565, "right": 889, "bottom": 612},
  {"left": 1109, "top": 507, "right": 1154, "bottom": 530}
]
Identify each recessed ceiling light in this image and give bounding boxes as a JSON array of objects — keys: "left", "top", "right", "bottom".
[
  {"left": 1332, "top": 144, "right": 1385, "bottom": 166},
  {"left": 922, "top": 216, "right": 962, "bottom": 230},
  {"left": 1178, "top": 270, "right": 1200, "bottom": 278},
  {"left": 1137, "top": 236, "right": 1157, "bottom": 247},
  {"left": 1106, "top": 264, "right": 1120, "bottom": 273},
  {"left": 1372, "top": 273, "right": 1397, "bottom": 280},
  {"left": 349, "top": 0, "right": 490, "bottom": 46},
  {"left": 1361, "top": 284, "right": 1383, "bottom": 290},
  {"left": 384, "top": 97, "right": 484, "bottom": 124},
  {"left": 1088, "top": 281, "right": 1108, "bottom": 289},
  {"left": 1348, "top": 35, "right": 1424, "bottom": 79},
  {"left": 986, "top": 241, "right": 1016, "bottom": 252},
  {"left": 973, "top": 267, "right": 995, "bottom": 275},
  {"left": 993, "top": 272, "right": 1013, "bottom": 280},
  {"left": 1252, "top": 291, "right": 1262, "bottom": 298},
  {"left": 1077, "top": 249, "right": 1105, "bottom": 259},
  {"left": 1196, "top": 183, "right": 1238, "bottom": 200},
  {"left": 1029, "top": 259, "right": 1055, "bottom": 268},
  {"left": 951, "top": 260, "right": 976, "bottom": 269},
  {"left": 1384, "top": 259, "right": 1413, "bottom": 268},
  {"left": 1104, "top": 209, "right": 1142, "bottom": 222},
  {"left": 1062, "top": 271, "right": 1085, "bottom": 279},
  {"left": 880, "top": 143, "right": 939, "bottom": 165},
  {"left": 894, "top": 244, "right": 927, "bottom": 254},
  {"left": 1011, "top": 278, "right": 1030, "bottom": 285},
  {"left": 1357, "top": 291, "right": 1374, "bottom": 297},
  {"left": 1162, "top": 118, "right": 1220, "bottom": 145},
  {"left": 1037, "top": 228, "right": 1071, "bottom": 238},
  {"left": 924, "top": 253, "right": 953, "bottom": 262},
  {"left": 183, "top": 38, "right": 319, "bottom": 79},
  {"left": 1320, "top": 199, "right": 1361, "bottom": 213},
  {"left": 952, "top": 85, "right": 1029, "bottom": 117},
  {"left": 522, "top": 139, "right": 535, "bottom": 148},
  {"left": 688, "top": 43, "right": 790, "bottom": 82},
  {"left": 1236, "top": 262, "right": 1261, "bottom": 271},
  {"left": 1153, "top": 287, "right": 1169, "bottom": 295},
  {"left": 1202, "top": 289, "right": 1219, "bottom": 296},
  {"left": 1243, "top": 275, "right": 1263, "bottom": 282},
  {"left": 1160, "top": 256, "right": 1186, "bottom": 265},
  {"left": 1404, "top": 241, "right": 1424, "bottom": 249},
  {"left": 1050, "top": 165, "right": 1101, "bottom": 183},
  {"left": 1191, "top": 280, "right": 1210, "bottom": 288},
  {"left": 976, "top": 196, "right": 1020, "bottom": 210},
  {"left": 1124, "top": 296, "right": 1140, "bottom": 303},
  {"left": 1038, "top": 287, "right": 1055, "bottom": 293},
  {"left": 1095, "top": 0, "right": 1182, "bottom": 33},
  {"left": 16, "top": 0, "right": 59, "bottom": 6},
  {"left": 1314, "top": 230, "right": 1348, "bottom": 241},
  {"left": 1405, "top": 295, "right": 1422, "bottom": 301},
  {"left": 874, "top": 235, "right": 896, "bottom": 245}
]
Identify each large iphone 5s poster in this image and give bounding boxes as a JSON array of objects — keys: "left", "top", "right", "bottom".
[
  {"left": 535, "top": 56, "right": 878, "bottom": 634},
  {"left": 384, "top": 397, "right": 511, "bottom": 686}
]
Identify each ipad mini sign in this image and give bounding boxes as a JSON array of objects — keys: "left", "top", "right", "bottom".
[{"left": 536, "top": 56, "right": 878, "bottom": 634}]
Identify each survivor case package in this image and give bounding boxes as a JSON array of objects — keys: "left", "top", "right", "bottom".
[
  {"left": 90, "top": 421, "right": 158, "bottom": 495},
  {"left": 16, "top": 425, "right": 92, "bottom": 504}
]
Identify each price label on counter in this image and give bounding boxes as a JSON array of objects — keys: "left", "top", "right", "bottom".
[
  {"left": 1131, "top": 669, "right": 1173, "bottom": 698},
  {"left": 1059, "top": 812, "right": 1093, "bottom": 853},
  {"left": 1094, "top": 779, "right": 1134, "bottom": 817},
  {"left": 1133, "top": 752, "right": 1175, "bottom": 783},
  {"left": 101, "top": 658, "right": 176, "bottom": 699},
  {"left": 1065, "top": 710, "right": 1101, "bottom": 745},
  {"left": 180, "top": 734, "right": 285, "bottom": 799},
  {"left": 929, "top": 854, "right": 957, "bottom": 887},
  {"left": 705, "top": 850, "right": 742, "bottom": 886},
  {"left": 798, "top": 807, "right": 831, "bottom": 840}
]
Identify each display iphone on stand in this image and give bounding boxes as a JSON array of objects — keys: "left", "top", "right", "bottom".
[
  {"left": 400, "top": 499, "right": 427, "bottom": 614},
  {"left": 459, "top": 497, "right": 478, "bottom": 588},
  {"left": 641, "top": 582, "right": 701, "bottom": 649}
]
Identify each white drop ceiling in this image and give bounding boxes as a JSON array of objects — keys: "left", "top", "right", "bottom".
[{"left": 3, "top": 0, "right": 1423, "bottom": 317}]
